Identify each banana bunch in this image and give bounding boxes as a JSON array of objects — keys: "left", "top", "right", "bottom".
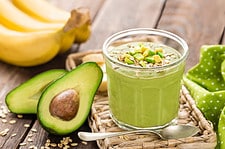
[{"left": 0, "top": 0, "right": 91, "bottom": 67}]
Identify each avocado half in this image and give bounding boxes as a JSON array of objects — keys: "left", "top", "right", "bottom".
[
  {"left": 5, "top": 69, "right": 67, "bottom": 114},
  {"left": 37, "top": 62, "right": 103, "bottom": 135}
]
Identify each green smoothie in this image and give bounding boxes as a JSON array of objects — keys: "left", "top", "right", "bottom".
[{"left": 105, "top": 42, "right": 185, "bottom": 128}]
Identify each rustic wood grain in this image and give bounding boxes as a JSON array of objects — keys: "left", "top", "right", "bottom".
[
  {"left": 223, "top": 27, "right": 225, "bottom": 44},
  {"left": 0, "top": 0, "right": 104, "bottom": 148},
  {"left": 47, "top": 0, "right": 105, "bottom": 20},
  {"left": 22, "top": 1, "right": 164, "bottom": 148},
  {"left": 19, "top": 120, "right": 49, "bottom": 149},
  {"left": 0, "top": 64, "right": 33, "bottom": 148},
  {"left": 19, "top": 120, "right": 97, "bottom": 149},
  {"left": 0, "top": 0, "right": 224, "bottom": 148},
  {"left": 0, "top": 115, "right": 36, "bottom": 148},
  {"left": 80, "top": 0, "right": 165, "bottom": 51},
  {"left": 157, "top": 0, "right": 225, "bottom": 70}
]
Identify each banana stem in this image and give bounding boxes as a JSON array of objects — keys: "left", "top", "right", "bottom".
[{"left": 63, "top": 8, "right": 91, "bottom": 32}]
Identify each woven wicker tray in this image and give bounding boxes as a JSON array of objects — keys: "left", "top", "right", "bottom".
[
  {"left": 66, "top": 50, "right": 217, "bottom": 149},
  {"left": 89, "top": 86, "right": 217, "bottom": 149}
]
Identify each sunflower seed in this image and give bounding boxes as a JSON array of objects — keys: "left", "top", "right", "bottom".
[
  {"left": 17, "top": 114, "right": 23, "bottom": 118},
  {"left": 1, "top": 119, "right": 7, "bottom": 123},
  {"left": 11, "top": 133, "right": 17, "bottom": 137},
  {"left": 9, "top": 120, "right": 16, "bottom": 124},
  {"left": 19, "top": 142, "right": 27, "bottom": 146},
  {"left": 24, "top": 124, "right": 30, "bottom": 128},
  {"left": 0, "top": 128, "right": 9, "bottom": 136},
  {"left": 71, "top": 143, "right": 78, "bottom": 146},
  {"left": 31, "top": 128, "right": 37, "bottom": 133}
]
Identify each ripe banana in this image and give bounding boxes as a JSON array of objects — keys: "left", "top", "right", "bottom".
[
  {"left": 60, "top": 8, "right": 91, "bottom": 52},
  {"left": 0, "top": 24, "right": 61, "bottom": 67},
  {"left": 12, "top": 0, "right": 70, "bottom": 23},
  {"left": 0, "top": 0, "right": 91, "bottom": 52},
  {"left": 11, "top": 0, "right": 91, "bottom": 45},
  {"left": 72, "top": 8, "right": 91, "bottom": 44},
  {"left": 0, "top": 9, "right": 90, "bottom": 66},
  {"left": 0, "top": 0, "right": 63, "bottom": 31},
  {"left": 0, "top": 0, "right": 92, "bottom": 66}
]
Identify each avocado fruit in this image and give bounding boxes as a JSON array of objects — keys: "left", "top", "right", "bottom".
[
  {"left": 5, "top": 69, "right": 67, "bottom": 114},
  {"left": 37, "top": 62, "right": 103, "bottom": 135}
]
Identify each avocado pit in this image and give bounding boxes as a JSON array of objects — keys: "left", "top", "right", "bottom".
[{"left": 50, "top": 89, "right": 79, "bottom": 121}]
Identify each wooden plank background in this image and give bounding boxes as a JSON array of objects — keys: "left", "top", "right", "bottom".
[{"left": 157, "top": 0, "right": 225, "bottom": 70}]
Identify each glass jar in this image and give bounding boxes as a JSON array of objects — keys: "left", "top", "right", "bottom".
[{"left": 103, "top": 28, "right": 188, "bottom": 129}]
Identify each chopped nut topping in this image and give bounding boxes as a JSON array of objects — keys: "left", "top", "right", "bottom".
[{"left": 110, "top": 42, "right": 180, "bottom": 68}]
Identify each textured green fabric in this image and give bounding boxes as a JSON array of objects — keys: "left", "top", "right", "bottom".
[
  {"left": 187, "top": 45, "right": 225, "bottom": 92},
  {"left": 183, "top": 76, "right": 225, "bottom": 127},
  {"left": 183, "top": 45, "right": 225, "bottom": 148},
  {"left": 219, "top": 106, "right": 225, "bottom": 148}
]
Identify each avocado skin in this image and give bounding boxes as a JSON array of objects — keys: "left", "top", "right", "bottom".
[
  {"left": 5, "top": 69, "right": 67, "bottom": 114},
  {"left": 37, "top": 62, "right": 103, "bottom": 135}
]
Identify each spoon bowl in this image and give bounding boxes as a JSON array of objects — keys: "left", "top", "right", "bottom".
[{"left": 78, "top": 124, "right": 200, "bottom": 141}]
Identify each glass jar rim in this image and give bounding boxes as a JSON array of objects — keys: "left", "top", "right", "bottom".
[{"left": 102, "top": 28, "right": 189, "bottom": 70}]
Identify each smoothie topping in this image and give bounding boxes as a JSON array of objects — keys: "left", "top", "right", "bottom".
[{"left": 115, "top": 42, "right": 179, "bottom": 67}]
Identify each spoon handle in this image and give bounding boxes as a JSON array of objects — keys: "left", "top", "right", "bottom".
[{"left": 78, "top": 129, "right": 160, "bottom": 141}]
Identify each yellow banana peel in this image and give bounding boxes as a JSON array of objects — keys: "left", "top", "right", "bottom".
[
  {"left": 12, "top": 0, "right": 70, "bottom": 23},
  {"left": 0, "top": 0, "right": 63, "bottom": 31},
  {"left": 11, "top": 0, "right": 92, "bottom": 46},
  {"left": 60, "top": 8, "right": 91, "bottom": 53},
  {"left": 0, "top": 0, "right": 92, "bottom": 66},
  {"left": 72, "top": 8, "right": 92, "bottom": 44},
  {"left": 0, "top": 24, "right": 61, "bottom": 67}
]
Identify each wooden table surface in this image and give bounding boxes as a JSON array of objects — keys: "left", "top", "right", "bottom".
[{"left": 0, "top": 0, "right": 224, "bottom": 148}]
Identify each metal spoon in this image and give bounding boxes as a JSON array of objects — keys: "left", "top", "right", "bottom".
[{"left": 78, "top": 124, "right": 200, "bottom": 141}]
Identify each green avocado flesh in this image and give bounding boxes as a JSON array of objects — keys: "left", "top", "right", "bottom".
[
  {"left": 37, "top": 62, "right": 103, "bottom": 135},
  {"left": 5, "top": 69, "right": 67, "bottom": 114}
]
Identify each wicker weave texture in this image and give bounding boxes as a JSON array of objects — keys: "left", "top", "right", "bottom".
[
  {"left": 66, "top": 50, "right": 217, "bottom": 149},
  {"left": 88, "top": 86, "right": 217, "bottom": 149}
]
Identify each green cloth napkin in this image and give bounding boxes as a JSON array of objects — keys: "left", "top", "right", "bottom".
[
  {"left": 183, "top": 45, "right": 225, "bottom": 148},
  {"left": 219, "top": 106, "right": 225, "bottom": 148}
]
